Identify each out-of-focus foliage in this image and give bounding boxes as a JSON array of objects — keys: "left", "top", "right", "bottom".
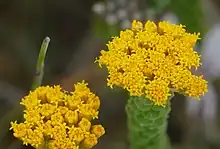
[
  {"left": 92, "top": 15, "right": 120, "bottom": 42},
  {"left": 170, "top": 0, "right": 205, "bottom": 40},
  {"left": 147, "top": 0, "right": 170, "bottom": 13},
  {"left": 147, "top": 0, "right": 205, "bottom": 46}
]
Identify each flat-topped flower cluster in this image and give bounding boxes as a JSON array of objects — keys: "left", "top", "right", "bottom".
[
  {"left": 10, "top": 81, "right": 105, "bottom": 149},
  {"left": 97, "top": 20, "right": 208, "bottom": 106}
]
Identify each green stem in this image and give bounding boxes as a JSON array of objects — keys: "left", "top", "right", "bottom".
[
  {"left": 0, "top": 37, "right": 50, "bottom": 148},
  {"left": 126, "top": 96, "right": 172, "bottom": 149},
  {"left": 31, "top": 37, "right": 50, "bottom": 90}
]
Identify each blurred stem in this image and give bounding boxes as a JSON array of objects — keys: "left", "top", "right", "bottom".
[
  {"left": 32, "top": 37, "right": 50, "bottom": 90},
  {"left": 126, "top": 96, "right": 173, "bottom": 149},
  {"left": 0, "top": 37, "right": 50, "bottom": 148}
]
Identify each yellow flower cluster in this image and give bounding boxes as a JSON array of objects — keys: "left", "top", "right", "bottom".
[
  {"left": 10, "top": 81, "right": 105, "bottom": 149},
  {"left": 96, "top": 20, "right": 208, "bottom": 106}
]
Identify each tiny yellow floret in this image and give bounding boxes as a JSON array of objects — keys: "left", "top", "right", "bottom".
[
  {"left": 91, "top": 125, "right": 105, "bottom": 138},
  {"left": 96, "top": 20, "right": 208, "bottom": 106},
  {"left": 10, "top": 81, "right": 105, "bottom": 149},
  {"left": 80, "top": 134, "right": 98, "bottom": 149}
]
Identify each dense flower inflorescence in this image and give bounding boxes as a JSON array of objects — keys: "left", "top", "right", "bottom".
[
  {"left": 10, "top": 81, "right": 105, "bottom": 149},
  {"left": 96, "top": 20, "right": 208, "bottom": 106}
]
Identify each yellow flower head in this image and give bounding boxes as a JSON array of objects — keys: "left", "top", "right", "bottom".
[
  {"left": 96, "top": 20, "right": 208, "bottom": 106},
  {"left": 10, "top": 81, "right": 105, "bottom": 149}
]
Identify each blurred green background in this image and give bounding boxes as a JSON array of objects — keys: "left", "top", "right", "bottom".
[{"left": 0, "top": 0, "right": 220, "bottom": 149}]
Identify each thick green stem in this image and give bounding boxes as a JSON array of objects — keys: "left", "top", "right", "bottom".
[
  {"left": 0, "top": 37, "right": 50, "bottom": 148},
  {"left": 126, "top": 96, "right": 172, "bottom": 149}
]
